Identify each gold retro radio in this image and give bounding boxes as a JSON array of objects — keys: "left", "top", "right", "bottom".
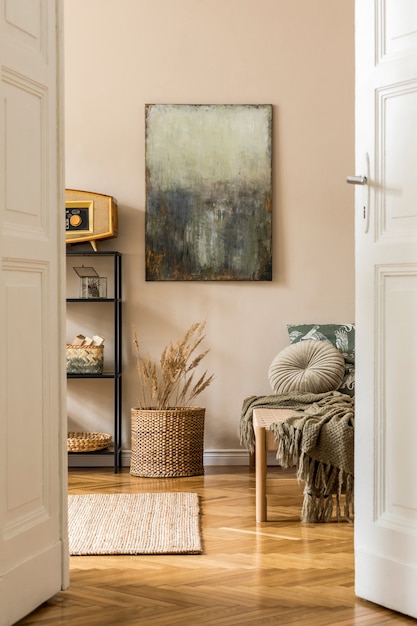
[{"left": 65, "top": 189, "right": 118, "bottom": 250}]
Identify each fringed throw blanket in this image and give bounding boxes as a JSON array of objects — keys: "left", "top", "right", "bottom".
[{"left": 240, "top": 391, "right": 354, "bottom": 523}]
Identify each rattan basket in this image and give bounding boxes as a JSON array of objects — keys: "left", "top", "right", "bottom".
[
  {"left": 130, "top": 407, "right": 205, "bottom": 477},
  {"left": 66, "top": 344, "right": 104, "bottom": 374},
  {"left": 67, "top": 431, "right": 112, "bottom": 452}
]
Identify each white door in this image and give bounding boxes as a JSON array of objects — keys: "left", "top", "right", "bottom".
[
  {"left": 0, "top": 1, "right": 68, "bottom": 625},
  {"left": 354, "top": 0, "right": 417, "bottom": 618}
]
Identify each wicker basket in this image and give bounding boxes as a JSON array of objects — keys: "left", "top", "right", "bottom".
[
  {"left": 67, "top": 431, "right": 112, "bottom": 452},
  {"left": 66, "top": 344, "right": 104, "bottom": 374},
  {"left": 130, "top": 407, "right": 205, "bottom": 477}
]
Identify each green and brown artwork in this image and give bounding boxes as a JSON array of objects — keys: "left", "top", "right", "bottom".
[{"left": 145, "top": 104, "right": 272, "bottom": 281}]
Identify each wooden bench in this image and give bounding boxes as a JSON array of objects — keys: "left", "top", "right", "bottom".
[{"left": 252, "top": 407, "right": 302, "bottom": 522}]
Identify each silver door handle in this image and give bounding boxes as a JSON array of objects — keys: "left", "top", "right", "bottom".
[{"left": 346, "top": 175, "right": 367, "bottom": 185}]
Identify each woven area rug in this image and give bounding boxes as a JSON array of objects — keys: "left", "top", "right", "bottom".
[{"left": 68, "top": 492, "right": 202, "bottom": 555}]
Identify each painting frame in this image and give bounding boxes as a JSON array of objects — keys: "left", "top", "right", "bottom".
[{"left": 145, "top": 104, "right": 272, "bottom": 281}]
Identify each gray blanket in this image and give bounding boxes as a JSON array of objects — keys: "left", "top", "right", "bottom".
[{"left": 240, "top": 391, "right": 354, "bottom": 522}]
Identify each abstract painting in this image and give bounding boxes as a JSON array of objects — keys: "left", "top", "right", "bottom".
[{"left": 145, "top": 104, "right": 272, "bottom": 281}]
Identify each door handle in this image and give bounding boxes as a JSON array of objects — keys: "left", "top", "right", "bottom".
[
  {"left": 347, "top": 155, "right": 370, "bottom": 233},
  {"left": 346, "top": 175, "right": 367, "bottom": 185}
]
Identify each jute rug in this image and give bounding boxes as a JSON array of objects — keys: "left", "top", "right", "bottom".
[{"left": 68, "top": 492, "right": 202, "bottom": 555}]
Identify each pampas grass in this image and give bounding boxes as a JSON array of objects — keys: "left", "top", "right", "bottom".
[{"left": 133, "top": 321, "right": 214, "bottom": 410}]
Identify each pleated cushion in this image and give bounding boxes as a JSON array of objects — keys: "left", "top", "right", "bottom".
[{"left": 268, "top": 339, "right": 345, "bottom": 394}]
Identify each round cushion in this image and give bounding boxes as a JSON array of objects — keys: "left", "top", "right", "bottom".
[{"left": 268, "top": 339, "right": 345, "bottom": 394}]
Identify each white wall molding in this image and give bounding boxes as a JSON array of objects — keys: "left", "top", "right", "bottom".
[
  {"left": 67, "top": 449, "right": 286, "bottom": 469},
  {"left": 68, "top": 449, "right": 253, "bottom": 469}
]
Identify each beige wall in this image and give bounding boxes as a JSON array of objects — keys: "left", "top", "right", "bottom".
[{"left": 64, "top": 0, "right": 355, "bottom": 460}]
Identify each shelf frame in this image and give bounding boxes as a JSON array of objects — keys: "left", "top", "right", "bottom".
[{"left": 66, "top": 250, "right": 122, "bottom": 472}]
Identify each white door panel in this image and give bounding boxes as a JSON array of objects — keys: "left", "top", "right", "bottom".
[
  {"left": 376, "top": 83, "right": 417, "bottom": 239},
  {"left": 355, "top": 0, "right": 417, "bottom": 618},
  {"left": 2, "top": 74, "right": 45, "bottom": 232},
  {"left": 0, "top": 1, "right": 68, "bottom": 625},
  {"left": 378, "top": 271, "right": 417, "bottom": 528},
  {"left": 379, "top": 0, "right": 417, "bottom": 60}
]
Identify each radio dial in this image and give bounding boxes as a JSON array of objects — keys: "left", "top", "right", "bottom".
[{"left": 69, "top": 214, "right": 83, "bottom": 227}]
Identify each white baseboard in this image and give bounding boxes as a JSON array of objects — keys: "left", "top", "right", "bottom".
[
  {"left": 203, "top": 449, "right": 250, "bottom": 465},
  {"left": 68, "top": 449, "right": 283, "bottom": 469},
  {"left": 203, "top": 450, "right": 280, "bottom": 466}
]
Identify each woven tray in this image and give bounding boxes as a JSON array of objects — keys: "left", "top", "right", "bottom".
[{"left": 67, "top": 431, "right": 112, "bottom": 452}]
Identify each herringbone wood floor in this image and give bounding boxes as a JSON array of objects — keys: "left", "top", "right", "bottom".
[{"left": 16, "top": 466, "right": 415, "bottom": 626}]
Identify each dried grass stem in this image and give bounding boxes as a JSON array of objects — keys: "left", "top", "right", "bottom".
[{"left": 133, "top": 321, "right": 214, "bottom": 410}]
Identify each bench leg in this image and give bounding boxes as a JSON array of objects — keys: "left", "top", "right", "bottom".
[{"left": 255, "top": 425, "right": 267, "bottom": 522}]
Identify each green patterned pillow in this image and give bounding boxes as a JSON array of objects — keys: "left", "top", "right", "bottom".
[{"left": 287, "top": 323, "right": 355, "bottom": 396}]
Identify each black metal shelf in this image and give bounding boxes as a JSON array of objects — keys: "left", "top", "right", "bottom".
[
  {"left": 67, "top": 372, "right": 121, "bottom": 379},
  {"left": 66, "top": 298, "right": 118, "bottom": 303},
  {"left": 66, "top": 250, "right": 122, "bottom": 473},
  {"left": 66, "top": 250, "right": 118, "bottom": 256},
  {"left": 68, "top": 446, "right": 119, "bottom": 456}
]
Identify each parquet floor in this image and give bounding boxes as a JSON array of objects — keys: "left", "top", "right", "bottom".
[{"left": 16, "top": 466, "right": 416, "bottom": 626}]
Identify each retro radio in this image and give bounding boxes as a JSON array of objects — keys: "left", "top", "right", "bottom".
[{"left": 65, "top": 189, "right": 118, "bottom": 250}]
